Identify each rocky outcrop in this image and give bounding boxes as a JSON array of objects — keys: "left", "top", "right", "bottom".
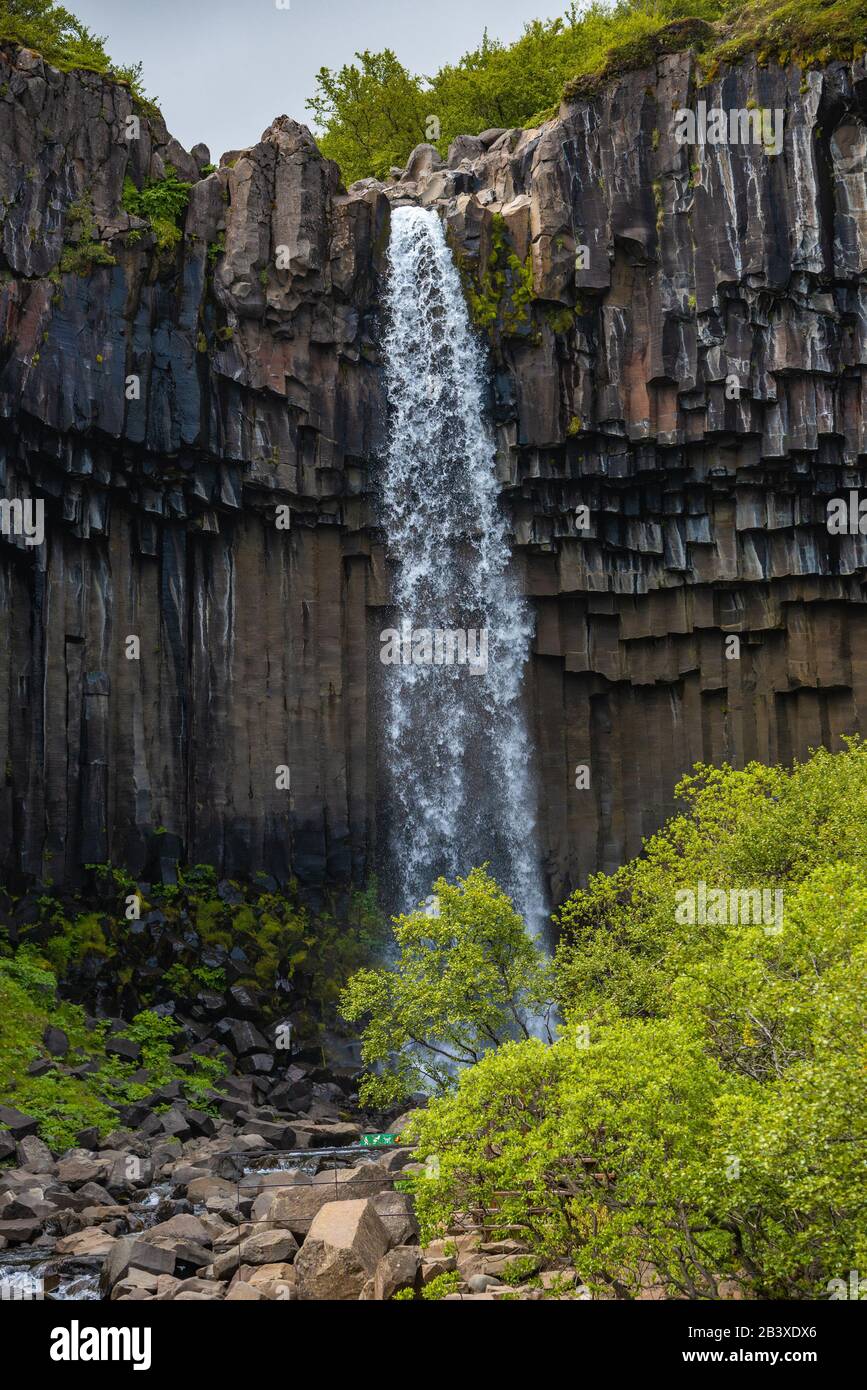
[
  {"left": 0, "top": 45, "right": 389, "bottom": 892},
  {"left": 2, "top": 42, "right": 866, "bottom": 903},
  {"left": 412, "top": 53, "right": 867, "bottom": 896}
]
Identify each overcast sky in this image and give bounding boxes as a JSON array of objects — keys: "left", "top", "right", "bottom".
[{"left": 71, "top": 0, "right": 569, "bottom": 160}]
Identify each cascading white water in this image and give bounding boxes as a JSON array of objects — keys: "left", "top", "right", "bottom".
[{"left": 379, "top": 205, "right": 546, "bottom": 935}]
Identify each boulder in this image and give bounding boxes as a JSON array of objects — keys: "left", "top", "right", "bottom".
[
  {"left": 477, "top": 127, "right": 507, "bottom": 146},
  {"left": 291, "top": 1120, "right": 361, "bottom": 1147},
  {"left": 245, "top": 1263, "right": 296, "bottom": 1299},
  {"left": 55, "top": 1153, "right": 109, "bottom": 1188},
  {"left": 16, "top": 1135, "right": 55, "bottom": 1172},
  {"left": 253, "top": 1161, "right": 391, "bottom": 1238},
  {"left": 43, "top": 1025, "right": 69, "bottom": 1056},
  {"left": 0, "top": 1218, "right": 42, "bottom": 1244},
  {"left": 0, "top": 1105, "right": 38, "bottom": 1139},
  {"left": 159, "top": 1108, "right": 192, "bottom": 1139},
  {"left": 402, "top": 143, "right": 443, "bottom": 182},
  {"left": 106, "top": 1154, "right": 155, "bottom": 1195},
  {"left": 185, "top": 1176, "right": 238, "bottom": 1204},
  {"left": 370, "top": 1190, "right": 418, "bottom": 1247},
  {"left": 447, "top": 135, "right": 486, "bottom": 168},
  {"left": 1, "top": 1189, "right": 55, "bottom": 1221},
  {"left": 101, "top": 1236, "right": 177, "bottom": 1294},
  {"left": 294, "top": 1199, "right": 392, "bottom": 1301},
  {"left": 468, "top": 1272, "right": 503, "bottom": 1292},
  {"left": 112, "top": 1268, "right": 160, "bottom": 1295},
  {"left": 171, "top": 1277, "right": 226, "bottom": 1298},
  {"left": 238, "top": 1228, "right": 298, "bottom": 1265},
  {"left": 214, "top": 1018, "right": 269, "bottom": 1057},
  {"left": 105, "top": 1036, "right": 142, "bottom": 1062},
  {"left": 239, "top": 1120, "right": 295, "bottom": 1148},
  {"left": 140, "top": 1213, "right": 213, "bottom": 1250},
  {"left": 374, "top": 1246, "right": 420, "bottom": 1300},
  {"left": 55, "top": 1227, "right": 118, "bottom": 1258}
]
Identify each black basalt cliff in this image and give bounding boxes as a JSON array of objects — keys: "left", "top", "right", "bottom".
[{"left": 1, "top": 42, "right": 866, "bottom": 903}]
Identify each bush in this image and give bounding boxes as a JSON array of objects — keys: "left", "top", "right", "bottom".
[
  {"left": 121, "top": 167, "right": 191, "bottom": 252},
  {"left": 0, "top": 953, "right": 116, "bottom": 1149},
  {"left": 406, "top": 741, "right": 867, "bottom": 1299},
  {"left": 340, "top": 866, "right": 555, "bottom": 1108},
  {"left": 420, "top": 1271, "right": 460, "bottom": 1300},
  {"left": 0, "top": 0, "right": 155, "bottom": 107}
]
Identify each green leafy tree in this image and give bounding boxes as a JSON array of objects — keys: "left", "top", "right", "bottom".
[
  {"left": 406, "top": 742, "right": 867, "bottom": 1299},
  {"left": 305, "top": 49, "right": 429, "bottom": 184},
  {"left": 305, "top": 4, "right": 727, "bottom": 181},
  {"left": 305, "top": 1, "right": 866, "bottom": 184},
  {"left": 340, "top": 866, "right": 555, "bottom": 1107}
]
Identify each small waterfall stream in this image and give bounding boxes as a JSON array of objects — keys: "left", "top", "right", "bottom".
[{"left": 379, "top": 206, "right": 546, "bottom": 934}]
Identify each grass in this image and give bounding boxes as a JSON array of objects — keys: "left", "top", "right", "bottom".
[
  {"left": 0, "top": 0, "right": 158, "bottom": 114},
  {"left": 0, "top": 947, "right": 227, "bottom": 1150},
  {"left": 562, "top": 1, "right": 867, "bottom": 103}
]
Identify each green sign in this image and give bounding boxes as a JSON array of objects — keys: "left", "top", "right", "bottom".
[{"left": 359, "top": 1133, "right": 396, "bottom": 1147}]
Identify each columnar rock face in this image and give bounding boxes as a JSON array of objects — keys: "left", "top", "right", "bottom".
[
  {"left": 0, "top": 48, "right": 390, "bottom": 891},
  {"left": 1, "top": 42, "right": 866, "bottom": 905}
]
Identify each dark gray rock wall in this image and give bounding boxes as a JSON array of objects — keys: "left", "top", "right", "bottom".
[{"left": 1, "top": 42, "right": 866, "bottom": 904}]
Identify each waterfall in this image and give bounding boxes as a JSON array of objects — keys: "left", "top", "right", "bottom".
[{"left": 379, "top": 205, "right": 546, "bottom": 936}]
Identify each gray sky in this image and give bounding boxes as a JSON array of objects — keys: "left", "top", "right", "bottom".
[{"left": 71, "top": 0, "right": 569, "bottom": 160}]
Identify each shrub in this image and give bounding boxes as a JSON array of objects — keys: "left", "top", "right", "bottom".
[
  {"left": 340, "top": 866, "right": 554, "bottom": 1108},
  {"left": 0, "top": 0, "right": 155, "bottom": 108},
  {"left": 0, "top": 953, "right": 115, "bottom": 1149},
  {"left": 121, "top": 167, "right": 191, "bottom": 252},
  {"left": 58, "top": 193, "right": 116, "bottom": 275},
  {"left": 406, "top": 741, "right": 867, "bottom": 1299},
  {"left": 420, "top": 1271, "right": 460, "bottom": 1300},
  {"left": 307, "top": 1, "right": 867, "bottom": 184}
]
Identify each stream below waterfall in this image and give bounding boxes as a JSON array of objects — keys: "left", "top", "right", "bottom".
[{"left": 0, "top": 1145, "right": 390, "bottom": 1301}]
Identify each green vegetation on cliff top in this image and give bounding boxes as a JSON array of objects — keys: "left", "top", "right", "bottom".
[
  {"left": 0, "top": 0, "right": 155, "bottom": 108},
  {"left": 3, "top": 1, "right": 864, "bottom": 188},
  {"left": 308, "top": 0, "right": 867, "bottom": 183}
]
